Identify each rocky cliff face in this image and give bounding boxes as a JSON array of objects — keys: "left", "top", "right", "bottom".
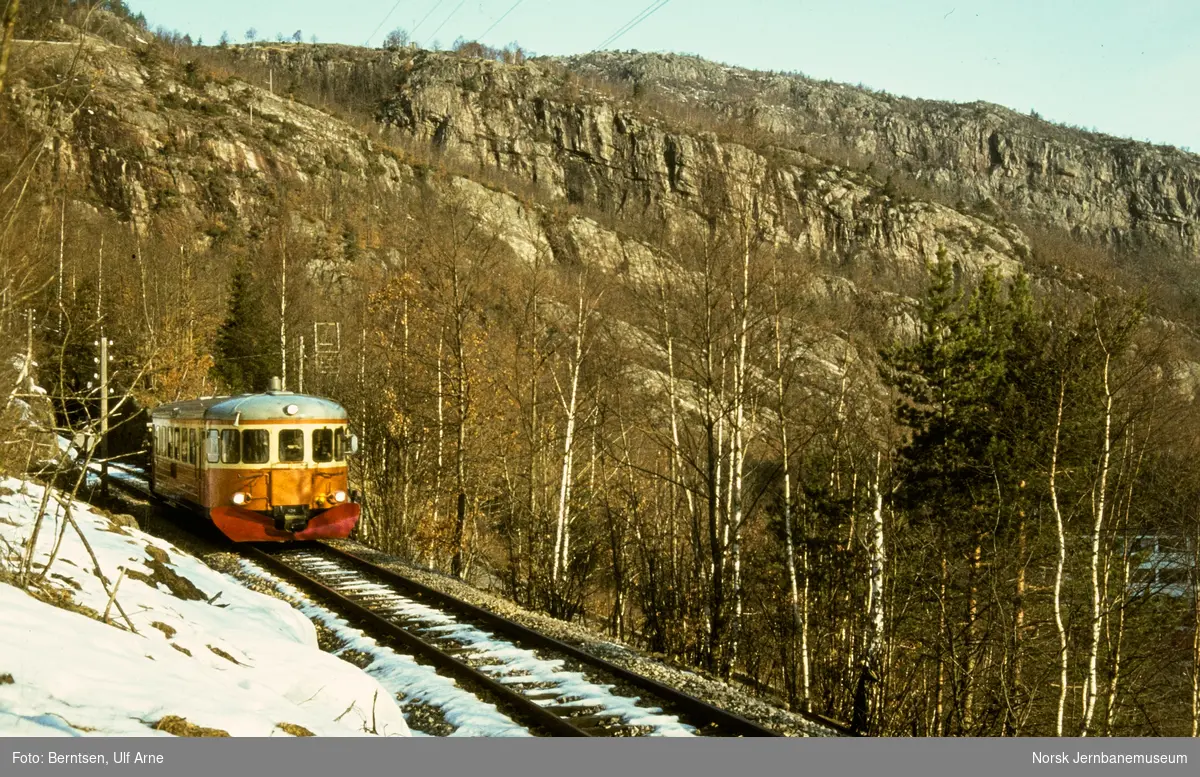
[
  {"left": 9, "top": 36, "right": 413, "bottom": 243},
  {"left": 368, "top": 51, "right": 1027, "bottom": 281},
  {"left": 240, "top": 44, "right": 1199, "bottom": 261},
  {"left": 555, "top": 51, "right": 1200, "bottom": 258},
  {"left": 14, "top": 33, "right": 1199, "bottom": 322}
]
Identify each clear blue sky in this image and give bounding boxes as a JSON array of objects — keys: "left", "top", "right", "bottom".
[{"left": 127, "top": 0, "right": 1199, "bottom": 152}]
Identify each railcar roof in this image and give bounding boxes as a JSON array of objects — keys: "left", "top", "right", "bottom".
[{"left": 150, "top": 391, "right": 349, "bottom": 423}]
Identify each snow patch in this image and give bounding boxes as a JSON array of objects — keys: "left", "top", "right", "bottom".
[{"left": 0, "top": 478, "right": 410, "bottom": 737}]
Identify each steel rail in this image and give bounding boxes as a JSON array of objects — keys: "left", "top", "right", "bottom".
[
  {"left": 241, "top": 544, "right": 590, "bottom": 737},
  {"left": 314, "top": 542, "right": 822, "bottom": 737}
]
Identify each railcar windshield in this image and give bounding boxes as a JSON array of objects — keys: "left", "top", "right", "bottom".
[
  {"left": 334, "top": 428, "right": 347, "bottom": 461},
  {"left": 279, "top": 429, "right": 304, "bottom": 462},
  {"left": 206, "top": 430, "right": 219, "bottom": 463},
  {"left": 242, "top": 429, "right": 269, "bottom": 464},
  {"left": 313, "top": 429, "right": 333, "bottom": 462},
  {"left": 220, "top": 429, "right": 240, "bottom": 463}
]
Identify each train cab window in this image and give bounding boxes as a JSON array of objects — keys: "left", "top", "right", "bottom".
[
  {"left": 334, "top": 428, "right": 347, "bottom": 461},
  {"left": 206, "top": 430, "right": 220, "bottom": 463},
  {"left": 279, "top": 429, "right": 304, "bottom": 462},
  {"left": 220, "top": 429, "right": 240, "bottom": 463},
  {"left": 242, "top": 429, "right": 269, "bottom": 464},
  {"left": 312, "top": 429, "right": 333, "bottom": 462}
]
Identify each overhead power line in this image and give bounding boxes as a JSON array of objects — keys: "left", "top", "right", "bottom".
[
  {"left": 412, "top": 0, "right": 449, "bottom": 38},
  {"left": 479, "top": 0, "right": 527, "bottom": 42},
  {"left": 427, "top": 0, "right": 467, "bottom": 43},
  {"left": 365, "top": 0, "right": 406, "bottom": 46},
  {"left": 597, "top": 0, "right": 671, "bottom": 51}
]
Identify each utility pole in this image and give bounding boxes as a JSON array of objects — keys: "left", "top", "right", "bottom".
[
  {"left": 96, "top": 235, "right": 104, "bottom": 321},
  {"left": 280, "top": 234, "right": 287, "bottom": 390},
  {"left": 99, "top": 333, "right": 109, "bottom": 498}
]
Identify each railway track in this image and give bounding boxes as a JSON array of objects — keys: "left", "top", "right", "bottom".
[
  {"left": 246, "top": 542, "right": 797, "bottom": 737},
  {"left": 97, "top": 469, "right": 850, "bottom": 737}
]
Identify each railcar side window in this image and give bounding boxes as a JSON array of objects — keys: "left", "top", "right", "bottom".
[
  {"left": 189, "top": 429, "right": 197, "bottom": 464},
  {"left": 334, "top": 428, "right": 347, "bottom": 461},
  {"left": 206, "top": 430, "right": 220, "bottom": 463},
  {"left": 312, "top": 429, "right": 333, "bottom": 462},
  {"left": 242, "top": 429, "right": 269, "bottom": 464},
  {"left": 220, "top": 429, "right": 240, "bottom": 463},
  {"left": 170, "top": 428, "right": 178, "bottom": 460},
  {"left": 279, "top": 429, "right": 304, "bottom": 462}
]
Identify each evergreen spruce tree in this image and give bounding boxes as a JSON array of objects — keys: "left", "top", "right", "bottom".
[{"left": 212, "top": 261, "right": 273, "bottom": 394}]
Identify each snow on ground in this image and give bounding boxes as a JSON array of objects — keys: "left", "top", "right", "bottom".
[
  {"left": 0, "top": 477, "right": 410, "bottom": 737},
  {"left": 239, "top": 559, "right": 532, "bottom": 737}
]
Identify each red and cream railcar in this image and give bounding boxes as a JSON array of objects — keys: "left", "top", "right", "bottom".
[{"left": 149, "top": 384, "right": 360, "bottom": 542}]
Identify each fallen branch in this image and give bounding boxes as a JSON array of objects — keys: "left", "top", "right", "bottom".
[
  {"left": 102, "top": 566, "right": 126, "bottom": 623},
  {"left": 62, "top": 503, "right": 138, "bottom": 634}
]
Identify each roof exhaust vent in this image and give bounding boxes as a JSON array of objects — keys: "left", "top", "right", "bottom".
[{"left": 267, "top": 376, "right": 283, "bottom": 393}]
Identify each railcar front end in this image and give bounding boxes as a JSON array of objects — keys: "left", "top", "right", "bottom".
[{"left": 150, "top": 387, "right": 361, "bottom": 542}]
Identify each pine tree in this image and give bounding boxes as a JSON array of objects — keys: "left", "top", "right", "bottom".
[{"left": 880, "top": 250, "right": 1036, "bottom": 733}]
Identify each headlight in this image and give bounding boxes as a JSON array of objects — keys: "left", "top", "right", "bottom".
[
  {"left": 332, "top": 490, "right": 347, "bottom": 503},
  {"left": 232, "top": 492, "right": 247, "bottom": 505}
]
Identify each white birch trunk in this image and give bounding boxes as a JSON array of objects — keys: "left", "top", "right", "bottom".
[
  {"left": 1193, "top": 528, "right": 1200, "bottom": 737},
  {"left": 432, "top": 328, "right": 445, "bottom": 553},
  {"left": 726, "top": 234, "right": 750, "bottom": 674},
  {"left": 552, "top": 291, "right": 587, "bottom": 584},
  {"left": 57, "top": 197, "right": 64, "bottom": 330},
  {"left": 1050, "top": 379, "right": 1069, "bottom": 737},
  {"left": 1082, "top": 350, "right": 1113, "bottom": 736},
  {"left": 773, "top": 289, "right": 809, "bottom": 708},
  {"left": 864, "top": 451, "right": 887, "bottom": 728}
]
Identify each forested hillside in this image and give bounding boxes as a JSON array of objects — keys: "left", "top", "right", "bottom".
[{"left": 1, "top": 0, "right": 1198, "bottom": 736}]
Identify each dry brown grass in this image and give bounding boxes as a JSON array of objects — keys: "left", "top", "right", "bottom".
[
  {"left": 275, "top": 722, "right": 315, "bottom": 737},
  {"left": 0, "top": 561, "right": 108, "bottom": 624},
  {"left": 150, "top": 621, "right": 177, "bottom": 638},
  {"left": 152, "top": 715, "right": 230, "bottom": 737},
  {"left": 207, "top": 645, "right": 242, "bottom": 665},
  {"left": 124, "top": 547, "right": 208, "bottom": 601}
]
